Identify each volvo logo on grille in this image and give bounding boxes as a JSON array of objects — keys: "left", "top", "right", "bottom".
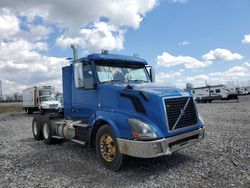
[{"left": 180, "top": 108, "right": 185, "bottom": 116}]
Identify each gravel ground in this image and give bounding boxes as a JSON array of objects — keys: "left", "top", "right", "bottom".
[{"left": 0, "top": 96, "right": 249, "bottom": 188}]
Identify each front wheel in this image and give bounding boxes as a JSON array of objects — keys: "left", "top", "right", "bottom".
[
  {"left": 40, "top": 108, "right": 45, "bottom": 115},
  {"left": 27, "top": 108, "right": 33, "bottom": 114},
  {"left": 95, "top": 125, "right": 124, "bottom": 171}
]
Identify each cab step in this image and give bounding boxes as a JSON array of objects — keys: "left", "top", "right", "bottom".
[{"left": 72, "top": 139, "right": 86, "bottom": 145}]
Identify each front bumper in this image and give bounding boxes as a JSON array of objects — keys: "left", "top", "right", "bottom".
[
  {"left": 117, "top": 127, "right": 205, "bottom": 158},
  {"left": 42, "top": 108, "right": 59, "bottom": 113}
]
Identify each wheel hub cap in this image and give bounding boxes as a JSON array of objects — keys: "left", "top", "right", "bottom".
[{"left": 100, "top": 135, "right": 116, "bottom": 162}]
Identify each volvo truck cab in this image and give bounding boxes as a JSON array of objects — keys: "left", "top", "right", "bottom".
[{"left": 32, "top": 45, "right": 205, "bottom": 171}]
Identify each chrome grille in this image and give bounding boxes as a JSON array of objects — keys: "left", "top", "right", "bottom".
[
  {"left": 49, "top": 104, "right": 58, "bottom": 108},
  {"left": 164, "top": 97, "right": 197, "bottom": 130}
]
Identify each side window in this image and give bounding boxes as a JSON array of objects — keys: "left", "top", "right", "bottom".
[
  {"left": 210, "top": 90, "right": 214, "bottom": 93},
  {"left": 83, "top": 64, "right": 94, "bottom": 89},
  {"left": 215, "top": 89, "right": 220, "bottom": 93},
  {"left": 74, "top": 62, "right": 94, "bottom": 89},
  {"left": 192, "top": 90, "right": 195, "bottom": 94}
]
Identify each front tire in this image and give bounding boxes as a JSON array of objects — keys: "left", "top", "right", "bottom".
[
  {"left": 40, "top": 108, "right": 45, "bottom": 115},
  {"left": 32, "top": 117, "right": 43, "bottom": 140},
  {"left": 27, "top": 108, "right": 33, "bottom": 114},
  {"left": 95, "top": 125, "right": 124, "bottom": 171}
]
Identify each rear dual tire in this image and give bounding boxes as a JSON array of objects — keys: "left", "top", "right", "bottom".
[
  {"left": 32, "top": 116, "right": 57, "bottom": 145},
  {"left": 32, "top": 117, "right": 43, "bottom": 140},
  {"left": 42, "top": 120, "right": 57, "bottom": 145}
]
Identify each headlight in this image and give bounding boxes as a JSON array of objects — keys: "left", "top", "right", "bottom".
[
  {"left": 128, "top": 119, "right": 157, "bottom": 140},
  {"left": 41, "top": 104, "right": 49, "bottom": 109},
  {"left": 198, "top": 114, "right": 205, "bottom": 126}
]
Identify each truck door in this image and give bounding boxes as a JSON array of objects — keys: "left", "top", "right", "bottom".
[{"left": 72, "top": 62, "right": 98, "bottom": 120}]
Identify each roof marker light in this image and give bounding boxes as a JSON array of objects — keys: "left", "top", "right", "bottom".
[{"left": 101, "top": 50, "right": 108, "bottom": 54}]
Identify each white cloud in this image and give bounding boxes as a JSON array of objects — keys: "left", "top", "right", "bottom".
[
  {"left": 186, "top": 74, "right": 209, "bottom": 83},
  {"left": 178, "top": 41, "right": 190, "bottom": 46},
  {"left": 56, "top": 36, "right": 81, "bottom": 49},
  {"left": 173, "top": 65, "right": 250, "bottom": 88},
  {"left": 33, "top": 42, "right": 48, "bottom": 51},
  {"left": 209, "top": 66, "right": 249, "bottom": 78},
  {"left": 155, "top": 61, "right": 250, "bottom": 89},
  {"left": 0, "top": 1, "right": 158, "bottom": 94},
  {"left": 243, "top": 62, "right": 250, "bottom": 67},
  {"left": 157, "top": 52, "right": 211, "bottom": 69},
  {"left": 241, "top": 34, "right": 250, "bottom": 44},
  {"left": 202, "top": 48, "right": 243, "bottom": 61},
  {"left": 0, "top": 38, "right": 65, "bottom": 95},
  {"left": 56, "top": 22, "right": 125, "bottom": 51},
  {"left": 19, "top": 24, "right": 53, "bottom": 42},
  {"left": 156, "top": 70, "right": 184, "bottom": 83},
  {"left": 0, "top": 9, "right": 20, "bottom": 39},
  {"left": 0, "top": 8, "right": 52, "bottom": 44},
  {"left": 0, "top": 39, "right": 41, "bottom": 63},
  {"left": 1, "top": 0, "right": 157, "bottom": 51},
  {"left": 168, "top": 0, "right": 187, "bottom": 3}
]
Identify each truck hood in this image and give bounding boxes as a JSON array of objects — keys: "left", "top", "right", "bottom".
[
  {"left": 108, "top": 82, "right": 190, "bottom": 98},
  {"left": 99, "top": 82, "right": 199, "bottom": 138},
  {"left": 131, "top": 83, "right": 189, "bottom": 97},
  {"left": 41, "top": 101, "right": 60, "bottom": 105}
]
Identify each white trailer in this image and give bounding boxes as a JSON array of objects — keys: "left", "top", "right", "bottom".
[
  {"left": 23, "top": 86, "right": 61, "bottom": 114},
  {"left": 235, "top": 87, "right": 250, "bottom": 95},
  {"left": 192, "top": 84, "right": 238, "bottom": 103}
]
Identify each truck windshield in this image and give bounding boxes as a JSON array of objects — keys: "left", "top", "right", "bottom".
[
  {"left": 40, "top": 96, "right": 55, "bottom": 102},
  {"left": 96, "top": 64, "right": 150, "bottom": 83}
]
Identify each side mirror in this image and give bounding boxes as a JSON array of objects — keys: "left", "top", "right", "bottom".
[
  {"left": 146, "top": 66, "right": 156, "bottom": 82},
  {"left": 73, "top": 63, "right": 84, "bottom": 88},
  {"left": 186, "top": 83, "right": 193, "bottom": 92}
]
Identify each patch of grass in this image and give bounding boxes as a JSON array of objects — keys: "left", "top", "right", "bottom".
[{"left": 0, "top": 103, "right": 24, "bottom": 114}]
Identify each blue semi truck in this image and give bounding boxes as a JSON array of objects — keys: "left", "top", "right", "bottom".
[{"left": 32, "top": 45, "right": 205, "bottom": 170}]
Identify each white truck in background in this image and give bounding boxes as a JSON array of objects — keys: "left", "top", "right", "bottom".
[{"left": 23, "top": 86, "right": 61, "bottom": 114}]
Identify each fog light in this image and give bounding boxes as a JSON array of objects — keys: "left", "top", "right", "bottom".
[
  {"left": 153, "top": 143, "right": 163, "bottom": 154},
  {"left": 199, "top": 129, "right": 205, "bottom": 138}
]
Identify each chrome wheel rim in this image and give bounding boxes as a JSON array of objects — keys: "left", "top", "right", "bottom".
[
  {"left": 43, "top": 123, "right": 49, "bottom": 139},
  {"left": 100, "top": 134, "right": 116, "bottom": 162}
]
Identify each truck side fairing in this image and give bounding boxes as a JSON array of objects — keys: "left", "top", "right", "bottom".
[{"left": 62, "top": 66, "right": 72, "bottom": 117}]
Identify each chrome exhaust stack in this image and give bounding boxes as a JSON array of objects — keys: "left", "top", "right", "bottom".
[{"left": 71, "top": 44, "right": 78, "bottom": 61}]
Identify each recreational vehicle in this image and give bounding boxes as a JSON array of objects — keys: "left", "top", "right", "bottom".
[{"left": 192, "top": 85, "right": 238, "bottom": 103}]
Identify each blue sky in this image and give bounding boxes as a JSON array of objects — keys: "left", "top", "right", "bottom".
[{"left": 0, "top": 0, "right": 250, "bottom": 94}]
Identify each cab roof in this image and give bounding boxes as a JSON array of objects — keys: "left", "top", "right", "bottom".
[{"left": 76, "top": 53, "right": 148, "bottom": 65}]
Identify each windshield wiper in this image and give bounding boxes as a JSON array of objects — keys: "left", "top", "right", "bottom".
[
  {"left": 128, "top": 79, "right": 148, "bottom": 83},
  {"left": 102, "top": 79, "right": 125, "bottom": 83}
]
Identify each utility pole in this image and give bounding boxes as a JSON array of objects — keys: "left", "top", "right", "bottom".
[{"left": 0, "top": 80, "right": 2, "bottom": 102}]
